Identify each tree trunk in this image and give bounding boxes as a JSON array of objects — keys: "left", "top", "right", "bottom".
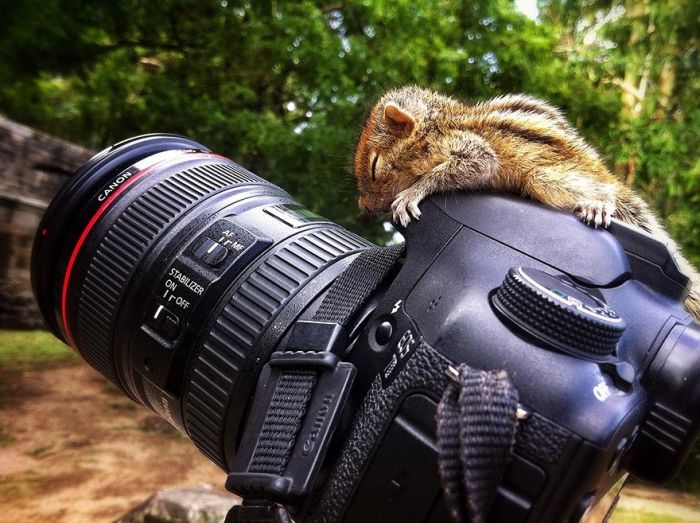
[
  {"left": 655, "top": 27, "right": 678, "bottom": 119},
  {"left": 616, "top": 0, "right": 650, "bottom": 186}
]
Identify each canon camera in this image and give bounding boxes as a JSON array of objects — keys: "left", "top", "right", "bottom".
[{"left": 31, "top": 134, "right": 700, "bottom": 522}]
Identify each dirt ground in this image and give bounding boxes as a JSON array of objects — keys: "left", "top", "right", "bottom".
[
  {"left": 0, "top": 361, "right": 234, "bottom": 522},
  {"left": 2, "top": 361, "right": 700, "bottom": 522},
  {"left": 616, "top": 485, "right": 700, "bottom": 522}
]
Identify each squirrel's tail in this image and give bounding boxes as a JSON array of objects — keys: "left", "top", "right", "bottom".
[
  {"left": 684, "top": 291, "right": 700, "bottom": 322},
  {"left": 644, "top": 214, "right": 700, "bottom": 322},
  {"left": 665, "top": 235, "right": 700, "bottom": 322}
]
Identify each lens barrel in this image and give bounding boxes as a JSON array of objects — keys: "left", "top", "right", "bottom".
[
  {"left": 31, "top": 134, "right": 372, "bottom": 469},
  {"left": 32, "top": 134, "right": 212, "bottom": 345}
]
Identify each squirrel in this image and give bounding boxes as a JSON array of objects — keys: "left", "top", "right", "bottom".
[{"left": 354, "top": 85, "right": 700, "bottom": 320}]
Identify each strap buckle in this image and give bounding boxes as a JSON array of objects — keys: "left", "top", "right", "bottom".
[
  {"left": 226, "top": 321, "right": 356, "bottom": 501},
  {"left": 225, "top": 502, "right": 292, "bottom": 523}
]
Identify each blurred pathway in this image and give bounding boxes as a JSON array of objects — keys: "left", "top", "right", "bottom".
[
  {"left": 0, "top": 361, "right": 235, "bottom": 522},
  {"left": 615, "top": 485, "right": 700, "bottom": 522},
  {"left": 2, "top": 360, "right": 700, "bottom": 522}
]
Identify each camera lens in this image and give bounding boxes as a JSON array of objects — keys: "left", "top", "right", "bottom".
[{"left": 31, "top": 134, "right": 372, "bottom": 470}]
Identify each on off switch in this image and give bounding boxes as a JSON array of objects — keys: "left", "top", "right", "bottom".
[
  {"left": 193, "top": 237, "right": 228, "bottom": 267},
  {"left": 148, "top": 304, "right": 180, "bottom": 340}
]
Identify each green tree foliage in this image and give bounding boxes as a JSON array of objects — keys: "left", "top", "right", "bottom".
[
  {"left": 541, "top": 0, "right": 700, "bottom": 266},
  {"left": 0, "top": 0, "right": 618, "bottom": 242},
  {"left": 0, "top": 0, "right": 696, "bottom": 246}
]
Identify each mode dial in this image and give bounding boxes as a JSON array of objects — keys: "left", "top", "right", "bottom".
[{"left": 492, "top": 267, "right": 625, "bottom": 359}]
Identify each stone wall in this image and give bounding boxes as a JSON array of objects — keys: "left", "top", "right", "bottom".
[{"left": 0, "top": 116, "right": 94, "bottom": 328}]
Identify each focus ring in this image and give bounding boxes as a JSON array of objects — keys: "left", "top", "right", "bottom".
[
  {"left": 184, "top": 228, "right": 370, "bottom": 468},
  {"left": 76, "top": 160, "right": 269, "bottom": 387}
]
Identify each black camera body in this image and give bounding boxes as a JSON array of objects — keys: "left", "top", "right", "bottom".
[
  {"left": 311, "top": 193, "right": 700, "bottom": 522},
  {"left": 31, "top": 135, "right": 700, "bottom": 523}
]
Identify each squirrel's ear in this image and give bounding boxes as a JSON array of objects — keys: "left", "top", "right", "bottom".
[{"left": 383, "top": 102, "right": 415, "bottom": 138}]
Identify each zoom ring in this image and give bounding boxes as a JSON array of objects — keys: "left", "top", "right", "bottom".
[
  {"left": 77, "top": 161, "right": 269, "bottom": 388},
  {"left": 184, "top": 228, "right": 370, "bottom": 469}
]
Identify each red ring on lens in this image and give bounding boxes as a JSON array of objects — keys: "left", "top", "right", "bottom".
[
  {"left": 60, "top": 151, "right": 225, "bottom": 348},
  {"left": 61, "top": 167, "right": 153, "bottom": 347}
]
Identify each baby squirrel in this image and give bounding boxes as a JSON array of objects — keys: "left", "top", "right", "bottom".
[{"left": 354, "top": 85, "right": 700, "bottom": 320}]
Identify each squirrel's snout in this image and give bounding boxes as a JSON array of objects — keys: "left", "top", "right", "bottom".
[
  {"left": 358, "top": 195, "right": 369, "bottom": 213},
  {"left": 358, "top": 194, "right": 391, "bottom": 217},
  {"left": 357, "top": 195, "right": 379, "bottom": 224}
]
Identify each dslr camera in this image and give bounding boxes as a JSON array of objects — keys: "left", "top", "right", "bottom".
[{"left": 32, "top": 135, "right": 700, "bottom": 522}]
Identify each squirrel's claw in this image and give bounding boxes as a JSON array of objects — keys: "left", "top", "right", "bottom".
[
  {"left": 574, "top": 200, "right": 615, "bottom": 229},
  {"left": 391, "top": 190, "right": 423, "bottom": 227}
]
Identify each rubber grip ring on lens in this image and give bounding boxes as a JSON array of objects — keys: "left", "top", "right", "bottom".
[
  {"left": 75, "top": 159, "right": 269, "bottom": 388},
  {"left": 184, "top": 228, "right": 370, "bottom": 468}
]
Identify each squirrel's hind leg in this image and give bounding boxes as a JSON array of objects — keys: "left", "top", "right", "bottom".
[
  {"left": 523, "top": 168, "right": 618, "bottom": 229},
  {"left": 574, "top": 199, "right": 615, "bottom": 228}
]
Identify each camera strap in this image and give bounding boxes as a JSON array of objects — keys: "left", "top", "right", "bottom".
[
  {"left": 436, "top": 365, "right": 520, "bottom": 523},
  {"left": 225, "top": 244, "right": 405, "bottom": 522}
]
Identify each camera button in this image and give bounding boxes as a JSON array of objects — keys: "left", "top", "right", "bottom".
[
  {"left": 148, "top": 303, "right": 180, "bottom": 340},
  {"left": 600, "top": 361, "right": 635, "bottom": 391},
  {"left": 375, "top": 321, "right": 393, "bottom": 345},
  {"left": 192, "top": 237, "right": 228, "bottom": 267}
]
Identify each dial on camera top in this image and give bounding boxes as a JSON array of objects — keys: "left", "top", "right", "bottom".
[{"left": 492, "top": 267, "right": 626, "bottom": 359}]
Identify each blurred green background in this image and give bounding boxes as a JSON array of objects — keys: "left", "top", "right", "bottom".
[
  {"left": 1, "top": 0, "right": 699, "bottom": 499},
  {"left": 1, "top": 0, "right": 698, "bottom": 248}
]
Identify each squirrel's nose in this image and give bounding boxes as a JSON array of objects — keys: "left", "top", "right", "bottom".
[{"left": 358, "top": 195, "right": 368, "bottom": 213}]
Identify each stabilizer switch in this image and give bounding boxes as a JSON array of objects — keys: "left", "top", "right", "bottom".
[
  {"left": 147, "top": 303, "right": 181, "bottom": 340},
  {"left": 492, "top": 267, "right": 625, "bottom": 359}
]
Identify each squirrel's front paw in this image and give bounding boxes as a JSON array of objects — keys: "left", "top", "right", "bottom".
[
  {"left": 391, "top": 189, "right": 424, "bottom": 227},
  {"left": 574, "top": 200, "right": 615, "bottom": 228}
]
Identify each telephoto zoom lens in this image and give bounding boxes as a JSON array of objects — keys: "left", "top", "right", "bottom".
[{"left": 31, "top": 134, "right": 373, "bottom": 470}]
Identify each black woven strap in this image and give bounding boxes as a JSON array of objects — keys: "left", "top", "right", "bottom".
[
  {"left": 225, "top": 503, "right": 293, "bottom": 523},
  {"left": 249, "top": 370, "right": 318, "bottom": 474},
  {"left": 229, "top": 244, "right": 405, "bottom": 522},
  {"left": 436, "top": 364, "right": 520, "bottom": 523},
  {"left": 314, "top": 243, "right": 405, "bottom": 325},
  {"left": 248, "top": 244, "right": 404, "bottom": 472}
]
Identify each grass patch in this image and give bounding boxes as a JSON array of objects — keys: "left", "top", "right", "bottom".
[
  {"left": 611, "top": 508, "right": 688, "bottom": 523},
  {"left": 0, "top": 471, "right": 43, "bottom": 502},
  {"left": 0, "top": 329, "right": 76, "bottom": 371},
  {"left": 110, "top": 399, "right": 137, "bottom": 411}
]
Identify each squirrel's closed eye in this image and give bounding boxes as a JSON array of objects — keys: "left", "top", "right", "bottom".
[{"left": 371, "top": 154, "right": 379, "bottom": 180}]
